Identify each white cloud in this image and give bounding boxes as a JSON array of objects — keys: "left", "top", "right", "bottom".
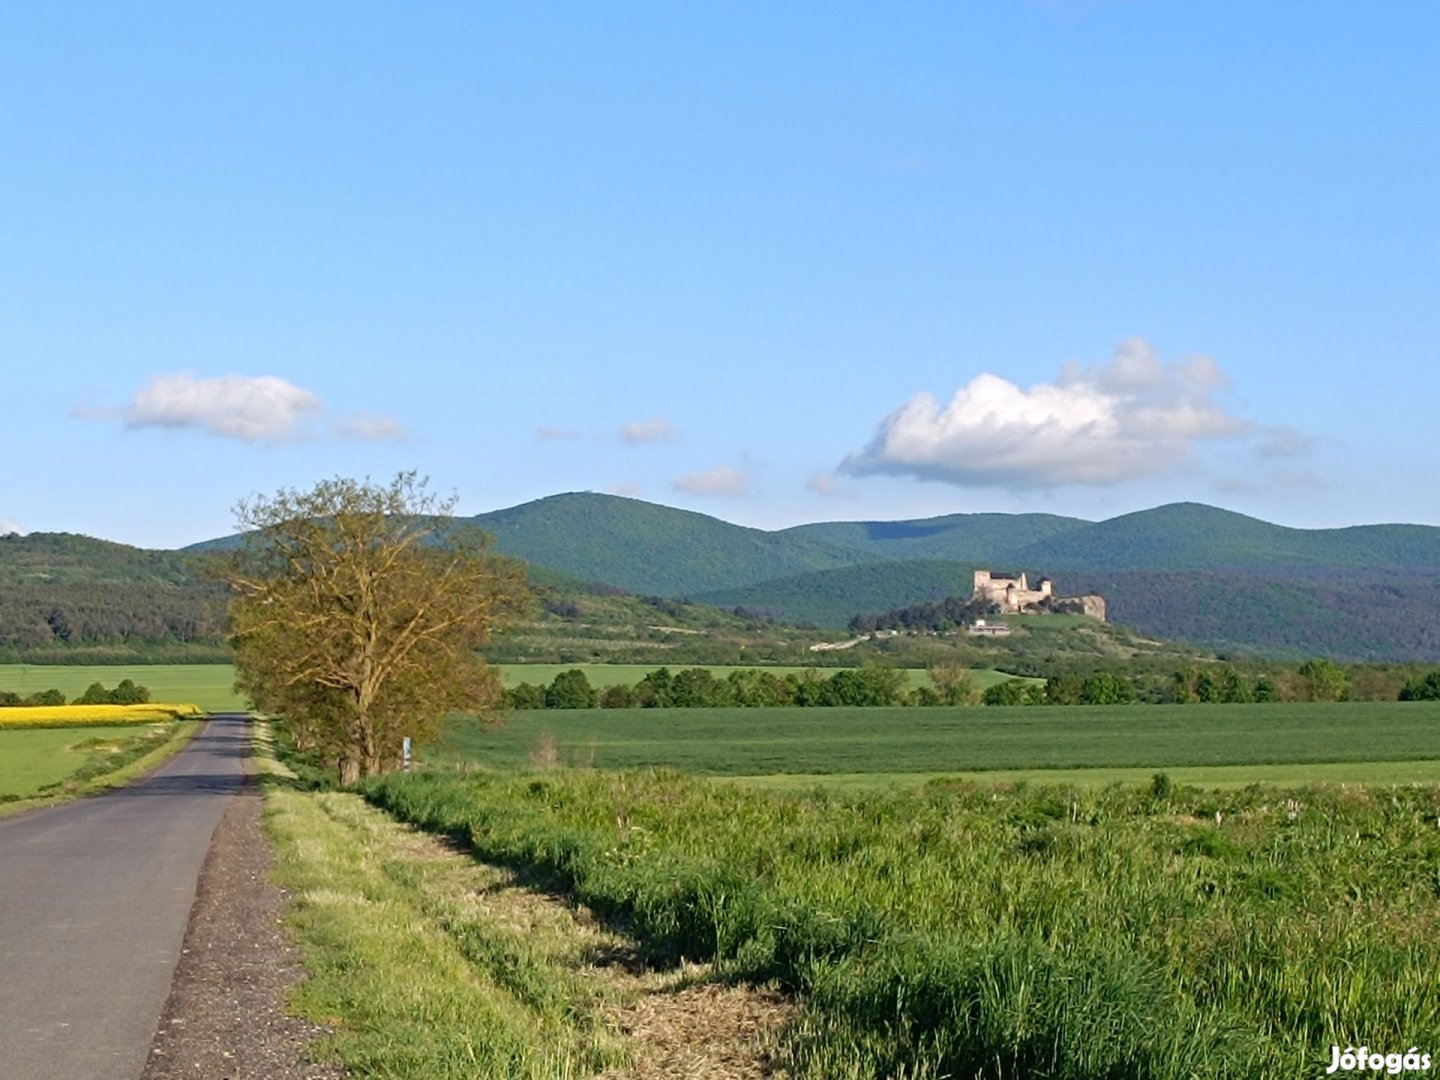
[
  {"left": 620, "top": 417, "right": 678, "bottom": 444},
  {"left": 0, "top": 519, "right": 25, "bottom": 536},
  {"left": 89, "top": 373, "right": 322, "bottom": 443},
  {"left": 80, "top": 372, "right": 406, "bottom": 444},
  {"left": 842, "top": 338, "right": 1257, "bottom": 489},
  {"left": 334, "top": 413, "right": 407, "bottom": 441},
  {"left": 604, "top": 483, "right": 643, "bottom": 497},
  {"left": 673, "top": 465, "right": 747, "bottom": 497},
  {"left": 536, "top": 426, "right": 581, "bottom": 441}
]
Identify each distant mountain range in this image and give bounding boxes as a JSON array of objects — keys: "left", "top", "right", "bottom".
[
  {"left": 7, "top": 492, "right": 1440, "bottom": 662},
  {"left": 458, "top": 493, "right": 1440, "bottom": 660}
]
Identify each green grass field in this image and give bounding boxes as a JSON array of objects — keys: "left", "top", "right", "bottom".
[
  {"left": 0, "top": 724, "right": 188, "bottom": 799},
  {"left": 438, "top": 700, "right": 1440, "bottom": 783},
  {"left": 0, "top": 664, "right": 245, "bottom": 711},
  {"left": 361, "top": 767, "right": 1440, "bottom": 1078}
]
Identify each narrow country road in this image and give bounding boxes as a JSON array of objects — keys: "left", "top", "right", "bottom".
[{"left": 0, "top": 714, "right": 248, "bottom": 1080}]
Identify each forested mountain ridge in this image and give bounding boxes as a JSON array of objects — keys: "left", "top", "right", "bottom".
[
  {"left": 464, "top": 492, "right": 884, "bottom": 595},
  {"left": 0, "top": 533, "right": 225, "bottom": 658},
  {"left": 15, "top": 493, "right": 1440, "bottom": 661}
]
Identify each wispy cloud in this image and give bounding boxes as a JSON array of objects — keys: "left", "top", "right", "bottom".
[
  {"left": 536, "top": 426, "right": 581, "bottom": 441},
  {"left": 333, "top": 413, "right": 407, "bottom": 441},
  {"left": 0, "top": 519, "right": 25, "bottom": 536},
  {"left": 78, "top": 372, "right": 403, "bottom": 444},
  {"left": 1253, "top": 425, "right": 1317, "bottom": 459},
  {"left": 842, "top": 338, "right": 1263, "bottom": 489},
  {"left": 806, "top": 473, "right": 840, "bottom": 496},
  {"left": 604, "top": 482, "right": 643, "bottom": 497},
  {"left": 620, "top": 416, "right": 678, "bottom": 444},
  {"left": 673, "top": 465, "right": 747, "bottom": 497}
]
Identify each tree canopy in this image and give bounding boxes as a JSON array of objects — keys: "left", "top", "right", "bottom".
[{"left": 224, "top": 472, "right": 528, "bottom": 782}]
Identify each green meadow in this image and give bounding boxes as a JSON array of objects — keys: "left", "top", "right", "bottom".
[
  {"left": 0, "top": 663, "right": 245, "bottom": 711},
  {"left": 437, "top": 700, "right": 1440, "bottom": 783},
  {"left": 361, "top": 766, "right": 1440, "bottom": 1078},
  {"left": 0, "top": 722, "right": 197, "bottom": 804}
]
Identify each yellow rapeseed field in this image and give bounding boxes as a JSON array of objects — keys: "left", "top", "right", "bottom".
[{"left": 0, "top": 704, "right": 203, "bottom": 729}]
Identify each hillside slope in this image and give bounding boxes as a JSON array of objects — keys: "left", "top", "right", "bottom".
[{"left": 468, "top": 492, "right": 879, "bottom": 595}]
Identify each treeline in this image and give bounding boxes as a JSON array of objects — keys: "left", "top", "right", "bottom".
[
  {"left": 505, "top": 665, "right": 916, "bottom": 710},
  {"left": 984, "top": 658, "right": 1369, "bottom": 706},
  {"left": 848, "top": 594, "right": 992, "bottom": 634},
  {"left": 501, "top": 657, "right": 1440, "bottom": 711},
  {"left": 0, "top": 679, "right": 151, "bottom": 707}
]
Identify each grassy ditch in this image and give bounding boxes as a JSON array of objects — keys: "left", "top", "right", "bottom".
[{"left": 359, "top": 768, "right": 1440, "bottom": 1079}]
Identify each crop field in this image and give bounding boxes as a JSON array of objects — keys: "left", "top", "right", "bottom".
[
  {"left": 437, "top": 700, "right": 1440, "bottom": 783},
  {"left": 361, "top": 767, "right": 1440, "bottom": 1078},
  {"left": 0, "top": 664, "right": 244, "bottom": 711},
  {"left": 0, "top": 703, "right": 202, "bottom": 728},
  {"left": 0, "top": 723, "right": 190, "bottom": 801}
]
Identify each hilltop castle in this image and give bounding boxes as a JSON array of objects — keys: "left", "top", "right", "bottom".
[
  {"left": 972, "top": 570, "right": 1106, "bottom": 621},
  {"left": 972, "top": 570, "right": 1052, "bottom": 611}
]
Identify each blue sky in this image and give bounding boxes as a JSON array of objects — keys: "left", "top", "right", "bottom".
[{"left": 4, "top": 2, "right": 1437, "bottom": 547}]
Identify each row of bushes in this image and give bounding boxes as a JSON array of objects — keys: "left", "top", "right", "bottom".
[
  {"left": 0, "top": 679, "right": 151, "bottom": 707},
  {"left": 501, "top": 658, "right": 1378, "bottom": 711},
  {"left": 505, "top": 665, "right": 912, "bottom": 710}
]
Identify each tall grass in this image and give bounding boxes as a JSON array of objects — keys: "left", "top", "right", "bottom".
[{"left": 360, "top": 769, "right": 1440, "bottom": 1079}]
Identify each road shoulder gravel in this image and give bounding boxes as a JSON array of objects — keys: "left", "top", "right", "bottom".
[{"left": 142, "top": 770, "right": 344, "bottom": 1080}]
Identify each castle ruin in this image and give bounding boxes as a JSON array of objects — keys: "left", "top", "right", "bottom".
[
  {"left": 972, "top": 570, "right": 1106, "bottom": 621},
  {"left": 972, "top": 570, "right": 1052, "bottom": 611}
]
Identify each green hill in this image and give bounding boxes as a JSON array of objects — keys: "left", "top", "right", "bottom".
[
  {"left": 783, "top": 511, "right": 1086, "bottom": 562},
  {"left": 1020, "top": 502, "right": 1440, "bottom": 571},
  {"left": 467, "top": 492, "right": 879, "bottom": 595},
  {"left": 694, "top": 560, "right": 989, "bottom": 627},
  {"left": 0, "top": 533, "right": 225, "bottom": 659}
]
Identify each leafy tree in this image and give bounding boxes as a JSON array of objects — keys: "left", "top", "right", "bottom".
[
  {"left": 77, "top": 682, "right": 112, "bottom": 705},
  {"left": 1253, "top": 675, "right": 1280, "bottom": 702},
  {"left": 545, "top": 669, "right": 598, "bottom": 709},
  {"left": 23, "top": 689, "right": 65, "bottom": 705},
  {"left": 505, "top": 682, "right": 547, "bottom": 710},
  {"left": 633, "top": 667, "right": 673, "bottom": 708},
  {"left": 1045, "top": 674, "right": 1084, "bottom": 705},
  {"left": 1399, "top": 670, "right": 1440, "bottom": 701},
  {"left": 1296, "top": 658, "right": 1350, "bottom": 702},
  {"left": 1081, "top": 672, "right": 1136, "bottom": 705},
  {"left": 1216, "top": 666, "right": 1252, "bottom": 704},
  {"left": 670, "top": 667, "right": 723, "bottom": 707},
  {"left": 983, "top": 679, "right": 1029, "bottom": 706},
  {"left": 600, "top": 684, "right": 636, "bottom": 708},
  {"left": 224, "top": 472, "right": 527, "bottom": 783},
  {"left": 930, "top": 659, "right": 980, "bottom": 706}
]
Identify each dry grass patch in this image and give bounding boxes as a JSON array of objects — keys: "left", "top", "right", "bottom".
[{"left": 266, "top": 784, "right": 795, "bottom": 1078}]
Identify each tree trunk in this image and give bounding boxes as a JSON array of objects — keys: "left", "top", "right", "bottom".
[{"left": 338, "top": 755, "right": 360, "bottom": 785}]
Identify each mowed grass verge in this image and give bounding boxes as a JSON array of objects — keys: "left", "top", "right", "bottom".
[
  {"left": 437, "top": 700, "right": 1440, "bottom": 779},
  {"left": 361, "top": 767, "right": 1440, "bottom": 1079}
]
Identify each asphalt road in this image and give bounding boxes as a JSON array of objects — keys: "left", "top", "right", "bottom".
[{"left": 0, "top": 714, "right": 248, "bottom": 1080}]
